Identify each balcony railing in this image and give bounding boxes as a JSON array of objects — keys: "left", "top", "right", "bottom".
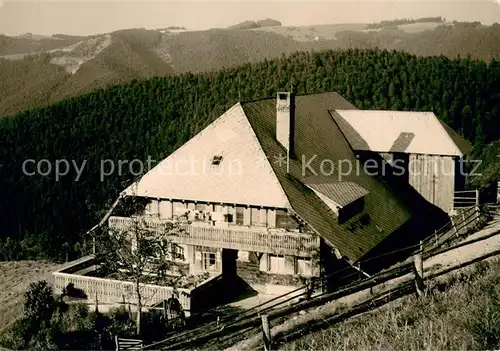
[
  {"left": 52, "top": 256, "right": 192, "bottom": 312},
  {"left": 108, "top": 216, "right": 319, "bottom": 257}
]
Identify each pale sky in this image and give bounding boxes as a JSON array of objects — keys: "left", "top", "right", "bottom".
[{"left": 0, "top": 0, "right": 499, "bottom": 36}]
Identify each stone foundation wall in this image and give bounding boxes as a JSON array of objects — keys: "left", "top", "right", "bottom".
[{"left": 236, "top": 252, "right": 305, "bottom": 287}]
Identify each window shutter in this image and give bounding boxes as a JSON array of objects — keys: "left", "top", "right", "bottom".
[
  {"left": 259, "top": 253, "right": 268, "bottom": 271},
  {"left": 195, "top": 250, "right": 202, "bottom": 270},
  {"left": 244, "top": 207, "right": 251, "bottom": 226},
  {"left": 216, "top": 251, "right": 221, "bottom": 271},
  {"left": 260, "top": 209, "right": 267, "bottom": 226},
  {"left": 284, "top": 256, "right": 295, "bottom": 274},
  {"left": 267, "top": 209, "right": 276, "bottom": 228}
]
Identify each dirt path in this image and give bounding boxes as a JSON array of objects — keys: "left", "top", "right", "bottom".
[
  {"left": 0, "top": 260, "right": 63, "bottom": 333},
  {"left": 424, "top": 216, "right": 500, "bottom": 269}
]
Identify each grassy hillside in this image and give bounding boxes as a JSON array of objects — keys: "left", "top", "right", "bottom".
[
  {"left": 0, "top": 261, "right": 63, "bottom": 334},
  {"left": 0, "top": 49, "right": 499, "bottom": 261},
  {"left": 1, "top": 20, "right": 499, "bottom": 116},
  {"left": 279, "top": 258, "right": 500, "bottom": 350},
  {"left": 0, "top": 34, "right": 81, "bottom": 55}
]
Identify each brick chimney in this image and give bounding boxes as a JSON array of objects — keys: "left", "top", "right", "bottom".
[{"left": 276, "top": 92, "right": 295, "bottom": 156}]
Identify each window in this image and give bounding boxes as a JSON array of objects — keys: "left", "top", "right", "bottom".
[
  {"left": 195, "top": 203, "right": 206, "bottom": 211},
  {"left": 211, "top": 155, "right": 223, "bottom": 166},
  {"left": 238, "top": 251, "right": 249, "bottom": 262},
  {"left": 235, "top": 206, "right": 244, "bottom": 225},
  {"left": 267, "top": 254, "right": 285, "bottom": 273},
  {"left": 338, "top": 198, "right": 365, "bottom": 224},
  {"left": 202, "top": 252, "right": 217, "bottom": 271},
  {"left": 250, "top": 207, "right": 267, "bottom": 227},
  {"left": 296, "top": 258, "right": 312, "bottom": 276},
  {"left": 173, "top": 202, "right": 186, "bottom": 217},
  {"left": 137, "top": 238, "right": 156, "bottom": 257},
  {"left": 171, "top": 243, "right": 184, "bottom": 261},
  {"left": 276, "top": 210, "right": 299, "bottom": 230},
  {"left": 278, "top": 93, "right": 288, "bottom": 100},
  {"left": 251, "top": 208, "right": 261, "bottom": 226}
]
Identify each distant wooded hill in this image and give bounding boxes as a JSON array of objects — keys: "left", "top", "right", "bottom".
[
  {"left": 0, "top": 48, "right": 499, "bottom": 261},
  {"left": 0, "top": 19, "right": 499, "bottom": 116},
  {"left": 366, "top": 16, "right": 445, "bottom": 29},
  {"left": 227, "top": 18, "right": 282, "bottom": 29}
]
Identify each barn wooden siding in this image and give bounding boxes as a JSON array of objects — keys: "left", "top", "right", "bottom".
[
  {"left": 409, "top": 154, "right": 455, "bottom": 213},
  {"left": 378, "top": 152, "right": 457, "bottom": 213}
]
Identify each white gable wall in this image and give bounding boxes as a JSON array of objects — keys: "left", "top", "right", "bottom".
[{"left": 123, "top": 103, "right": 291, "bottom": 209}]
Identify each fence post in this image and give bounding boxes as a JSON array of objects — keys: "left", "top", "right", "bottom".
[
  {"left": 463, "top": 210, "right": 468, "bottom": 232},
  {"left": 497, "top": 181, "right": 500, "bottom": 204},
  {"left": 452, "top": 217, "right": 458, "bottom": 238},
  {"left": 420, "top": 241, "right": 424, "bottom": 276},
  {"left": 413, "top": 241, "right": 425, "bottom": 297},
  {"left": 95, "top": 292, "right": 99, "bottom": 314},
  {"left": 121, "top": 294, "right": 126, "bottom": 314},
  {"left": 163, "top": 299, "right": 167, "bottom": 320},
  {"left": 475, "top": 204, "right": 480, "bottom": 226},
  {"left": 305, "top": 279, "right": 314, "bottom": 300},
  {"left": 261, "top": 314, "right": 272, "bottom": 351},
  {"left": 115, "top": 335, "right": 119, "bottom": 351}
]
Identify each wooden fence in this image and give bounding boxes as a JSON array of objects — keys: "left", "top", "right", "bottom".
[
  {"left": 115, "top": 337, "right": 143, "bottom": 351},
  {"left": 53, "top": 271, "right": 190, "bottom": 311},
  {"left": 421, "top": 205, "right": 482, "bottom": 252},
  {"left": 453, "top": 189, "right": 479, "bottom": 209},
  {"left": 136, "top": 205, "right": 497, "bottom": 350},
  {"left": 142, "top": 228, "right": 500, "bottom": 350}
]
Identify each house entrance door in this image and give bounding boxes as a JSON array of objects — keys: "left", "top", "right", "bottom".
[{"left": 221, "top": 248, "right": 238, "bottom": 278}]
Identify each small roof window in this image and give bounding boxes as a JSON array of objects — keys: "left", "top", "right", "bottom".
[{"left": 211, "top": 155, "right": 223, "bottom": 166}]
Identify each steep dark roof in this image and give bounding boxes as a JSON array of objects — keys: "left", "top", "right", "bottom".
[
  {"left": 241, "top": 92, "right": 411, "bottom": 262},
  {"left": 438, "top": 120, "right": 473, "bottom": 156}
]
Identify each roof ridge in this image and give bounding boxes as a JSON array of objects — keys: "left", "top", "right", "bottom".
[
  {"left": 238, "top": 103, "right": 294, "bottom": 209},
  {"left": 239, "top": 91, "right": 344, "bottom": 105},
  {"left": 328, "top": 109, "right": 359, "bottom": 154}
]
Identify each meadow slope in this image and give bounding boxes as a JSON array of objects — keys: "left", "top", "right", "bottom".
[{"left": 279, "top": 258, "right": 500, "bottom": 350}]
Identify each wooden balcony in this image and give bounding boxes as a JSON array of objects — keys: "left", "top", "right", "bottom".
[
  {"left": 51, "top": 255, "right": 225, "bottom": 315},
  {"left": 108, "top": 216, "right": 320, "bottom": 257}
]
